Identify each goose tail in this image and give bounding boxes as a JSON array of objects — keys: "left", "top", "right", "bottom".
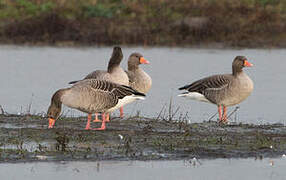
[{"left": 69, "top": 80, "right": 79, "bottom": 85}]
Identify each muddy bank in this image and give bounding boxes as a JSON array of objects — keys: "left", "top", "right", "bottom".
[
  {"left": 1, "top": 0, "right": 286, "bottom": 47},
  {"left": 0, "top": 114, "right": 285, "bottom": 163}
]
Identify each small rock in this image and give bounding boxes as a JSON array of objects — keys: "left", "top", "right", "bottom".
[
  {"left": 36, "top": 155, "right": 47, "bottom": 160},
  {"left": 118, "top": 134, "right": 123, "bottom": 140}
]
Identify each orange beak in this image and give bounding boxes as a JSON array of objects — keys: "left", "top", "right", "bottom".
[
  {"left": 139, "top": 57, "right": 150, "bottom": 64},
  {"left": 48, "top": 118, "right": 55, "bottom": 128},
  {"left": 244, "top": 60, "right": 253, "bottom": 67}
]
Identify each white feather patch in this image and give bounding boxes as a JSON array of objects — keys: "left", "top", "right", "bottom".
[
  {"left": 108, "top": 95, "right": 145, "bottom": 112},
  {"left": 178, "top": 92, "right": 211, "bottom": 103}
]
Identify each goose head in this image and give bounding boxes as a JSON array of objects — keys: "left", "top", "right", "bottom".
[
  {"left": 232, "top": 56, "right": 253, "bottom": 75},
  {"left": 47, "top": 89, "right": 64, "bottom": 128},
  {"left": 128, "top": 52, "right": 149, "bottom": 70}
]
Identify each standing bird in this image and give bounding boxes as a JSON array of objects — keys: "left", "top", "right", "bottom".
[
  {"left": 47, "top": 79, "right": 145, "bottom": 130},
  {"left": 178, "top": 56, "right": 253, "bottom": 123},
  {"left": 125, "top": 53, "right": 152, "bottom": 94},
  {"left": 69, "top": 47, "right": 129, "bottom": 121}
]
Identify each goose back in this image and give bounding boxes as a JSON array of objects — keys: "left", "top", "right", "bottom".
[
  {"left": 85, "top": 67, "right": 129, "bottom": 86},
  {"left": 69, "top": 46, "right": 129, "bottom": 86},
  {"left": 61, "top": 79, "right": 145, "bottom": 113}
]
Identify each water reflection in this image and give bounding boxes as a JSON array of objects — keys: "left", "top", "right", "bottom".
[{"left": 0, "top": 158, "right": 286, "bottom": 180}]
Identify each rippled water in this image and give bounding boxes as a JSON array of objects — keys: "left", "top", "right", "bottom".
[
  {"left": 0, "top": 46, "right": 285, "bottom": 124},
  {"left": 1, "top": 158, "right": 286, "bottom": 180}
]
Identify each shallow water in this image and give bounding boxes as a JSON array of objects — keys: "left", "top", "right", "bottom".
[
  {"left": 1, "top": 158, "right": 286, "bottom": 180},
  {"left": 0, "top": 46, "right": 285, "bottom": 124}
]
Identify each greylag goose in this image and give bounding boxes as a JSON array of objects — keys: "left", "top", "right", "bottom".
[
  {"left": 178, "top": 56, "right": 253, "bottom": 123},
  {"left": 69, "top": 46, "right": 129, "bottom": 120},
  {"left": 48, "top": 79, "right": 145, "bottom": 130},
  {"left": 126, "top": 53, "right": 152, "bottom": 94}
]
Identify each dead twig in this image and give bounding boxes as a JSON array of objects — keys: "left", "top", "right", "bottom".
[
  {"left": 207, "top": 106, "right": 240, "bottom": 122},
  {"left": 207, "top": 111, "right": 218, "bottom": 121},
  {"left": 156, "top": 103, "right": 167, "bottom": 120},
  {"left": 227, "top": 106, "right": 240, "bottom": 121},
  {"left": 168, "top": 97, "right": 180, "bottom": 121},
  {"left": 26, "top": 93, "right": 34, "bottom": 115},
  {"left": 0, "top": 105, "right": 5, "bottom": 115}
]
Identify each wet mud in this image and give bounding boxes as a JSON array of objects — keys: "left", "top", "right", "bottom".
[{"left": 0, "top": 114, "right": 285, "bottom": 163}]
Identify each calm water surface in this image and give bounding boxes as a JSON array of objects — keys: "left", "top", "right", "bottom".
[
  {"left": 0, "top": 158, "right": 285, "bottom": 180},
  {"left": 0, "top": 46, "right": 285, "bottom": 124}
]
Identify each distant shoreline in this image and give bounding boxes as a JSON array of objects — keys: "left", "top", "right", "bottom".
[{"left": 1, "top": 1, "right": 286, "bottom": 48}]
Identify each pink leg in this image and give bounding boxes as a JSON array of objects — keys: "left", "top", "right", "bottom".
[
  {"left": 48, "top": 118, "right": 56, "bottom": 128},
  {"left": 218, "top": 105, "right": 222, "bottom": 122},
  {"left": 92, "top": 113, "right": 106, "bottom": 130},
  {"left": 222, "top": 106, "right": 227, "bottom": 123},
  {"left": 105, "top": 113, "right": 110, "bottom": 122},
  {"left": 93, "top": 113, "right": 102, "bottom": 122},
  {"left": 85, "top": 114, "right": 92, "bottom": 130},
  {"left": 120, "top": 107, "right": 124, "bottom": 118}
]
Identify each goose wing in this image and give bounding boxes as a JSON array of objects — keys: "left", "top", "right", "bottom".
[
  {"left": 179, "top": 74, "right": 231, "bottom": 94},
  {"left": 84, "top": 70, "right": 107, "bottom": 80},
  {"left": 86, "top": 79, "right": 145, "bottom": 99}
]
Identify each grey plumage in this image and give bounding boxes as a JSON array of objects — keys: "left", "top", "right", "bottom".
[
  {"left": 62, "top": 79, "right": 145, "bottom": 114},
  {"left": 179, "top": 74, "right": 232, "bottom": 104},
  {"left": 179, "top": 56, "right": 253, "bottom": 107},
  {"left": 47, "top": 79, "right": 146, "bottom": 128},
  {"left": 125, "top": 52, "right": 152, "bottom": 94}
]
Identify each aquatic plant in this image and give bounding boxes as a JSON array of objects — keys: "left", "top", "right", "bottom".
[{"left": 55, "top": 131, "right": 69, "bottom": 152}]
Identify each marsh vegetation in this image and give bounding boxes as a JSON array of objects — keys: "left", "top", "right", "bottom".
[{"left": 0, "top": 0, "right": 286, "bottom": 47}]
